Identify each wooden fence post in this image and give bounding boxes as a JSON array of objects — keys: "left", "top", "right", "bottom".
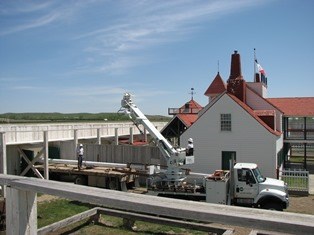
[
  {"left": 0, "top": 132, "right": 6, "bottom": 197},
  {"left": 96, "top": 128, "right": 101, "bottom": 145},
  {"left": 6, "top": 187, "right": 37, "bottom": 235},
  {"left": 115, "top": 128, "right": 119, "bottom": 145},
  {"left": 74, "top": 129, "right": 78, "bottom": 159},
  {"left": 44, "top": 131, "right": 49, "bottom": 180},
  {"left": 129, "top": 127, "right": 133, "bottom": 144}
]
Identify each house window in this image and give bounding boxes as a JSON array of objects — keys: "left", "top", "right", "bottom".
[{"left": 221, "top": 114, "right": 231, "bottom": 131}]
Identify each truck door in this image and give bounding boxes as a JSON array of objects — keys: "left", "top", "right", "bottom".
[{"left": 235, "top": 168, "right": 258, "bottom": 200}]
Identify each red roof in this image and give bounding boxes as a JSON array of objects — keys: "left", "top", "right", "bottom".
[
  {"left": 228, "top": 94, "right": 281, "bottom": 136},
  {"left": 180, "top": 99, "right": 203, "bottom": 110},
  {"left": 267, "top": 97, "right": 314, "bottom": 117},
  {"left": 204, "top": 73, "right": 226, "bottom": 96},
  {"left": 177, "top": 114, "right": 198, "bottom": 127}
]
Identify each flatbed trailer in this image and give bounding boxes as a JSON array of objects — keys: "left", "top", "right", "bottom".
[{"left": 35, "top": 163, "right": 141, "bottom": 191}]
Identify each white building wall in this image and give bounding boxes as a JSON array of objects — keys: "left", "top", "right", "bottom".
[
  {"left": 246, "top": 88, "right": 282, "bottom": 132},
  {"left": 246, "top": 82, "right": 267, "bottom": 98},
  {"left": 181, "top": 94, "right": 280, "bottom": 178},
  {"left": 276, "top": 135, "right": 284, "bottom": 168}
]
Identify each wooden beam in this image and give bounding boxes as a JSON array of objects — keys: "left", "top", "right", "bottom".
[
  {"left": 129, "top": 127, "right": 133, "bottom": 144},
  {"left": 20, "top": 148, "right": 44, "bottom": 177},
  {"left": 44, "top": 131, "right": 49, "bottom": 180},
  {"left": 39, "top": 207, "right": 233, "bottom": 235},
  {"left": 38, "top": 208, "right": 98, "bottom": 235},
  {"left": 6, "top": 186, "right": 37, "bottom": 235},
  {"left": 115, "top": 128, "right": 118, "bottom": 145},
  {"left": 0, "top": 132, "right": 7, "bottom": 197},
  {"left": 74, "top": 129, "right": 78, "bottom": 159},
  {"left": 97, "top": 207, "right": 233, "bottom": 234},
  {"left": 96, "top": 128, "right": 101, "bottom": 145},
  {"left": 18, "top": 147, "right": 44, "bottom": 179},
  {"left": 0, "top": 174, "right": 313, "bottom": 235}
]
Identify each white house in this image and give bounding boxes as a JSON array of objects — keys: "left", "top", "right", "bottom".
[{"left": 181, "top": 51, "right": 284, "bottom": 178}]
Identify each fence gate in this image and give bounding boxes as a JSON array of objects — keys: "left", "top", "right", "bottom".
[{"left": 279, "top": 169, "right": 309, "bottom": 194}]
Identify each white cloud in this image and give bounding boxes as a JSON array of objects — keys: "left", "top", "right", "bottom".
[
  {"left": 0, "top": 12, "right": 60, "bottom": 36},
  {"left": 0, "top": 0, "right": 265, "bottom": 75},
  {"left": 73, "top": 0, "right": 261, "bottom": 74},
  {"left": 59, "top": 86, "right": 126, "bottom": 97},
  {"left": 11, "top": 85, "right": 40, "bottom": 91}
]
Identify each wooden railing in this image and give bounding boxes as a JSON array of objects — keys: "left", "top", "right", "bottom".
[{"left": 0, "top": 174, "right": 314, "bottom": 235}]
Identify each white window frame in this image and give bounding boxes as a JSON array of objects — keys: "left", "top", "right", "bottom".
[{"left": 220, "top": 113, "right": 232, "bottom": 131}]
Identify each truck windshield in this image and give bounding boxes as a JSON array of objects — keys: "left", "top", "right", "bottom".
[{"left": 252, "top": 167, "right": 266, "bottom": 183}]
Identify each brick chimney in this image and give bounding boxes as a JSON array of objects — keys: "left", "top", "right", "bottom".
[
  {"left": 228, "top": 50, "right": 242, "bottom": 81},
  {"left": 227, "top": 50, "right": 246, "bottom": 103}
]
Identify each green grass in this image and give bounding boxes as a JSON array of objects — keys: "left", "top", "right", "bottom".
[
  {"left": 37, "top": 198, "right": 207, "bottom": 234},
  {"left": 0, "top": 112, "right": 171, "bottom": 123},
  {"left": 37, "top": 199, "right": 93, "bottom": 228},
  {"left": 281, "top": 176, "right": 308, "bottom": 191}
]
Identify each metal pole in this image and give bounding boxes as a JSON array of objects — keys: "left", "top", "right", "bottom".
[{"left": 254, "top": 48, "right": 257, "bottom": 82}]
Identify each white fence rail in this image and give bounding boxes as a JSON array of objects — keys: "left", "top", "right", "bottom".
[
  {"left": 1, "top": 174, "right": 314, "bottom": 235},
  {"left": 279, "top": 169, "right": 309, "bottom": 194}
]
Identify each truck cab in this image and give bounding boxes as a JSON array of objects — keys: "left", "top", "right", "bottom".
[{"left": 233, "top": 163, "right": 289, "bottom": 211}]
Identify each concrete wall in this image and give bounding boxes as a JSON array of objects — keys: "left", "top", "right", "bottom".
[{"left": 0, "top": 122, "right": 167, "bottom": 145}]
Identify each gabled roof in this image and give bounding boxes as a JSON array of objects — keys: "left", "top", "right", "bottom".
[
  {"left": 227, "top": 94, "right": 281, "bottom": 136},
  {"left": 204, "top": 72, "right": 226, "bottom": 96},
  {"left": 180, "top": 99, "right": 203, "bottom": 110},
  {"left": 198, "top": 91, "right": 280, "bottom": 136},
  {"left": 177, "top": 114, "right": 198, "bottom": 127},
  {"left": 267, "top": 97, "right": 314, "bottom": 117}
]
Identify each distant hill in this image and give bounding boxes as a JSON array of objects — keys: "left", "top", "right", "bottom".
[{"left": 0, "top": 112, "right": 171, "bottom": 124}]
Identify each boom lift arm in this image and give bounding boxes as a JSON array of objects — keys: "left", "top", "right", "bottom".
[{"left": 119, "top": 93, "right": 194, "bottom": 184}]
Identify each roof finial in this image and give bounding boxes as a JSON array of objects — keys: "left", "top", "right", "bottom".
[
  {"left": 189, "top": 88, "right": 195, "bottom": 100},
  {"left": 217, "top": 60, "right": 220, "bottom": 74}
]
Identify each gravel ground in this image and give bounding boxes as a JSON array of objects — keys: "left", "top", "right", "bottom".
[{"left": 285, "top": 194, "right": 314, "bottom": 215}]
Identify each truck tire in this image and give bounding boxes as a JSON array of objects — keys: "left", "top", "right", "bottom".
[{"left": 261, "top": 202, "right": 283, "bottom": 211}]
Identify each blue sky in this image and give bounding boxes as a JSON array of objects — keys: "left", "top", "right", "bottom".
[{"left": 0, "top": 0, "right": 313, "bottom": 115}]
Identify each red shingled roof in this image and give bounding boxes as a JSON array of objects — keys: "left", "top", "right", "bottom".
[
  {"left": 180, "top": 99, "right": 203, "bottom": 110},
  {"left": 177, "top": 114, "right": 198, "bottom": 127},
  {"left": 267, "top": 97, "right": 314, "bottom": 117},
  {"left": 228, "top": 94, "right": 281, "bottom": 136},
  {"left": 204, "top": 72, "right": 226, "bottom": 96}
]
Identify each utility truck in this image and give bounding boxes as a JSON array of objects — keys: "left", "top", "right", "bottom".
[{"left": 120, "top": 93, "right": 289, "bottom": 211}]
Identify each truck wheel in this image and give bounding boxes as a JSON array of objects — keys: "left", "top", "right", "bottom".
[
  {"left": 262, "top": 202, "right": 283, "bottom": 211},
  {"left": 75, "top": 176, "right": 87, "bottom": 185}
]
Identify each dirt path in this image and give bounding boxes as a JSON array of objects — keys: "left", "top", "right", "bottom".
[{"left": 286, "top": 194, "right": 314, "bottom": 215}]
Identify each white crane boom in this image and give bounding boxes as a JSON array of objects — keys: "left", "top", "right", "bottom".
[{"left": 120, "top": 93, "right": 194, "bottom": 183}]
